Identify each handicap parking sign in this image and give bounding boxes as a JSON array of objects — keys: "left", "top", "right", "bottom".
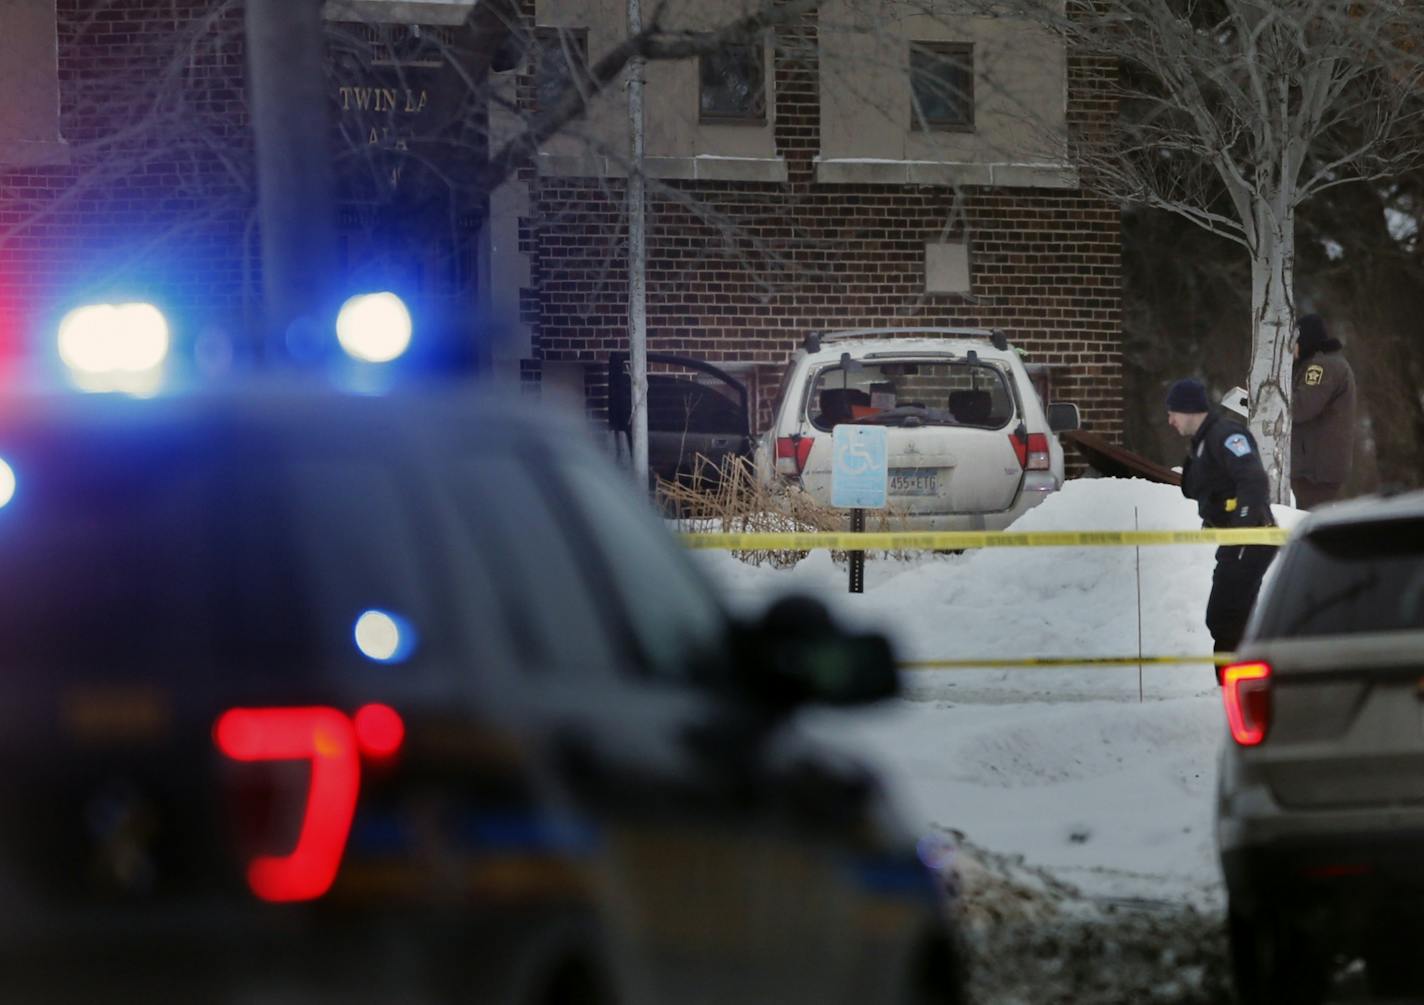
[{"left": 831, "top": 425, "right": 888, "bottom": 509}]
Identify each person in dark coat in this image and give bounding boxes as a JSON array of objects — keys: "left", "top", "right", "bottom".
[
  {"left": 1292, "top": 313, "right": 1356, "bottom": 510},
  {"left": 1166, "top": 378, "right": 1278, "bottom": 671}
]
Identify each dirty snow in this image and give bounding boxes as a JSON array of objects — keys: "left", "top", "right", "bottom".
[{"left": 691, "top": 477, "right": 1310, "bottom": 1002}]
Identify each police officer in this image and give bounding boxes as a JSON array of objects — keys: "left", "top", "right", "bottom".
[
  {"left": 1166, "top": 378, "right": 1278, "bottom": 669},
  {"left": 1292, "top": 313, "right": 1356, "bottom": 509}
]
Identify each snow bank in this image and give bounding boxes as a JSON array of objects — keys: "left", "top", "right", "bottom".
[{"left": 692, "top": 478, "right": 1305, "bottom": 906}]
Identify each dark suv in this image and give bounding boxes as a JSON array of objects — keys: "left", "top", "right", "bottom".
[
  {"left": 1217, "top": 491, "right": 1424, "bottom": 1003},
  {"left": 0, "top": 384, "right": 962, "bottom": 1004}
]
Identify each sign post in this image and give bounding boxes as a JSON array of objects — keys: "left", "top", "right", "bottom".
[{"left": 831, "top": 425, "right": 888, "bottom": 594}]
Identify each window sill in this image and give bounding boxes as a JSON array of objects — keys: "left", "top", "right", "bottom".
[
  {"left": 698, "top": 116, "right": 768, "bottom": 128},
  {"left": 814, "top": 158, "right": 1078, "bottom": 189},
  {"left": 537, "top": 153, "right": 788, "bottom": 183},
  {"left": 323, "top": 0, "right": 476, "bottom": 25}
]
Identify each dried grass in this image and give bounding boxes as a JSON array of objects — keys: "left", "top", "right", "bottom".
[{"left": 656, "top": 453, "right": 924, "bottom": 567}]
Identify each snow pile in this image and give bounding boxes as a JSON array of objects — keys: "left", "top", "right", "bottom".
[
  {"left": 692, "top": 476, "right": 1309, "bottom": 997},
  {"left": 693, "top": 478, "right": 1306, "bottom": 909},
  {"left": 948, "top": 833, "right": 1233, "bottom": 1005}
]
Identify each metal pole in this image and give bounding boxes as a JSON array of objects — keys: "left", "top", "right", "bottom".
[
  {"left": 849, "top": 508, "right": 865, "bottom": 594},
  {"left": 245, "top": 0, "right": 340, "bottom": 364},
  {"left": 1135, "top": 506, "right": 1144, "bottom": 703},
  {"left": 626, "top": 0, "right": 649, "bottom": 486}
]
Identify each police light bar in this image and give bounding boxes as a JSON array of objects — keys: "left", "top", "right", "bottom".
[
  {"left": 336, "top": 292, "right": 412, "bottom": 364},
  {"left": 57, "top": 302, "right": 170, "bottom": 393}
]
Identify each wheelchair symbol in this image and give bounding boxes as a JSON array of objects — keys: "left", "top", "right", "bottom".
[{"left": 837, "top": 438, "right": 875, "bottom": 475}]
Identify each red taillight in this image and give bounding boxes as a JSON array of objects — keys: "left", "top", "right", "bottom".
[
  {"left": 1025, "top": 433, "right": 1050, "bottom": 470},
  {"left": 1009, "top": 432, "right": 1051, "bottom": 470},
  {"left": 775, "top": 434, "right": 815, "bottom": 475},
  {"left": 214, "top": 703, "right": 404, "bottom": 902},
  {"left": 1221, "top": 661, "right": 1271, "bottom": 746},
  {"left": 353, "top": 702, "right": 405, "bottom": 758}
]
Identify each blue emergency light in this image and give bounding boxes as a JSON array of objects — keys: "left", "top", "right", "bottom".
[
  {"left": 56, "top": 302, "right": 170, "bottom": 393},
  {"left": 336, "top": 293, "right": 412, "bottom": 364},
  {"left": 353, "top": 608, "right": 416, "bottom": 664}
]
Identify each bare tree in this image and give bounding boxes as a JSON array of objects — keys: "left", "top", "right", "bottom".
[{"left": 988, "top": 0, "right": 1424, "bottom": 499}]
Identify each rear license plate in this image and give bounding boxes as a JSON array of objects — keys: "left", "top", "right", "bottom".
[{"left": 889, "top": 468, "right": 939, "bottom": 496}]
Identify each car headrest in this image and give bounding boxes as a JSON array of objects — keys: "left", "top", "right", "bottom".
[{"left": 948, "top": 389, "right": 992, "bottom": 424}]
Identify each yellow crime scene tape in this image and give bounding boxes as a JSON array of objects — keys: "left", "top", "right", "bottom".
[
  {"left": 680, "top": 527, "right": 1273, "bottom": 671},
  {"left": 899, "top": 654, "right": 1231, "bottom": 670},
  {"left": 681, "top": 527, "right": 1289, "bottom": 551}
]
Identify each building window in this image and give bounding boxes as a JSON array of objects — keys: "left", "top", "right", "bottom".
[
  {"left": 699, "top": 42, "right": 766, "bottom": 124},
  {"left": 910, "top": 41, "right": 974, "bottom": 131},
  {"left": 362, "top": 24, "right": 454, "bottom": 69},
  {"left": 535, "top": 28, "right": 590, "bottom": 114}
]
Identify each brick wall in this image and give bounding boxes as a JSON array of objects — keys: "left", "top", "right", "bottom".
[
  {"left": 531, "top": 13, "right": 1124, "bottom": 442},
  {"left": 1, "top": 1, "right": 252, "bottom": 365}
]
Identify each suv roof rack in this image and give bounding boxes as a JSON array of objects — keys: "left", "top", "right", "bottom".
[{"left": 801, "top": 327, "right": 1010, "bottom": 354}]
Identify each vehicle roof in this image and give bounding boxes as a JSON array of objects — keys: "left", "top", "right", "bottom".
[
  {"left": 797, "top": 329, "right": 1020, "bottom": 367},
  {"left": 1295, "top": 488, "right": 1424, "bottom": 534},
  {"left": 0, "top": 379, "right": 578, "bottom": 443}
]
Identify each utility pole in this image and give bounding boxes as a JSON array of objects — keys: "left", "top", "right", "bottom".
[
  {"left": 626, "top": 0, "right": 649, "bottom": 487},
  {"left": 245, "top": 0, "right": 340, "bottom": 364}
]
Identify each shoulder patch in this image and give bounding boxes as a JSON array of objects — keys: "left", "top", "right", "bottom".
[
  {"left": 1304, "top": 364, "right": 1325, "bottom": 386},
  {"left": 1223, "top": 433, "right": 1252, "bottom": 458}
]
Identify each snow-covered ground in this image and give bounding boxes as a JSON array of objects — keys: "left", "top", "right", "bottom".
[{"left": 692, "top": 478, "right": 1306, "bottom": 911}]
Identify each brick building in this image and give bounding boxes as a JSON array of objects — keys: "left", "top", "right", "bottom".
[
  {"left": 1, "top": 0, "right": 1121, "bottom": 440},
  {"left": 0, "top": 0, "right": 481, "bottom": 375},
  {"left": 1, "top": 0, "right": 254, "bottom": 376},
  {"left": 495, "top": 0, "right": 1123, "bottom": 435}
]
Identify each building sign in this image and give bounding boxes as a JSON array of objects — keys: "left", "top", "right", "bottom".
[{"left": 328, "top": 23, "right": 467, "bottom": 194}]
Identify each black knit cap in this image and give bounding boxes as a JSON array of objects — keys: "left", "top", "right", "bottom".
[
  {"left": 1297, "top": 313, "right": 1328, "bottom": 358},
  {"left": 1165, "top": 378, "right": 1210, "bottom": 414}
]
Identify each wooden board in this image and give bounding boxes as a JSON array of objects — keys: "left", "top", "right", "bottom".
[{"left": 1062, "top": 430, "right": 1181, "bottom": 486}]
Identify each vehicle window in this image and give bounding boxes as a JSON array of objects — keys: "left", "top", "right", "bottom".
[
  {"left": 279, "top": 458, "right": 445, "bottom": 685},
  {"left": 1253, "top": 520, "right": 1424, "bottom": 638},
  {"left": 448, "top": 449, "right": 622, "bottom": 675},
  {"left": 806, "top": 359, "right": 1014, "bottom": 431},
  {"left": 647, "top": 376, "right": 745, "bottom": 434},
  {"left": 547, "top": 451, "right": 729, "bottom": 685},
  {"left": 0, "top": 449, "right": 216, "bottom": 676},
  {"left": 0, "top": 437, "right": 446, "bottom": 685}
]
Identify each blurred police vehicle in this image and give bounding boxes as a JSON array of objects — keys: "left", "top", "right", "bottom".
[
  {"left": 0, "top": 298, "right": 964, "bottom": 1004},
  {"left": 1217, "top": 490, "right": 1424, "bottom": 1004}
]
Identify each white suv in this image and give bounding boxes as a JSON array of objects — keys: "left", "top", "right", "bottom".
[{"left": 754, "top": 329, "right": 1079, "bottom": 530}]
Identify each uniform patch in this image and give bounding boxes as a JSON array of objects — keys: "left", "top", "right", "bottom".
[
  {"left": 1305, "top": 364, "right": 1324, "bottom": 386},
  {"left": 1224, "top": 433, "right": 1252, "bottom": 458}
]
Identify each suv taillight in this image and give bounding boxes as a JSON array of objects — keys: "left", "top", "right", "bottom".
[
  {"left": 1221, "top": 662, "right": 1271, "bottom": 746},
  {"left": 214, "top": 704, "right": 404, "bottom": 902},
  {"left": 1009, "top": 432, "right": 1051, "bottom": 471},
  {"left": 775, "top": 435, "right": 814, "bottom": 476}
]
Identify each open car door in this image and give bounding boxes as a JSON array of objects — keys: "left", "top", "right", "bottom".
[{"left": 608, "top": 353, "right": 752, "bottom": 487}]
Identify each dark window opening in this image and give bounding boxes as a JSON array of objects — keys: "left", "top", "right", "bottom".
[
  {"left": 361, "top": 23, "right": 455, "bottom": 68},
  {"left": 535, "top": 28, "right": 590, "bottom": 115},
  {"left": 910, "top": 41, "right": 974, "bottom": 131},
  {"left": 699, "top": 42, "right": 766, "bottom": 124}
]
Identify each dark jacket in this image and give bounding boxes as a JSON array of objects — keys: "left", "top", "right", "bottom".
[
  {"left": 1292, "top": 347, "right": 1356, "bottom": 485},
  {"left": 1181, "top": 412, "right": 1273, "bottom": 528}
]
